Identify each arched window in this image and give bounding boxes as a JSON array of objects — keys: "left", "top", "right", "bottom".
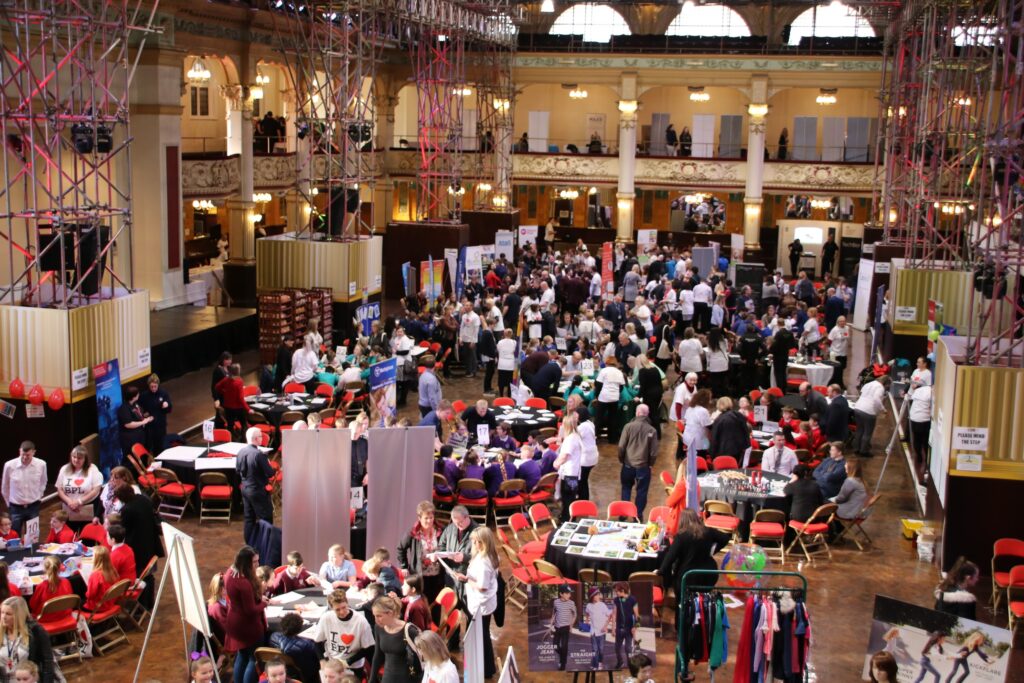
[
  {"left": 666, "top": 2, "right": 751, "bottom": 38},
  {"left": 787, "top": 1, "right": 875, "bottom": 46},
  {"left": 549, "top": 3, "right": 630, "bottom": 43}
]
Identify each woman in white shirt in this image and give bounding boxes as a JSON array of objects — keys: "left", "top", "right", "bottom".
[
  {"left": 908, "top": 384, "right": 933, "bottom": 467},
  {"left": 676, "top": 327, "right": 704, "bottom": 374},
  {"left": 455, "top": 527, "right": 499, "bottom": 678},
  {"left": 911, "top": 356, "right": 933, "bottom": 387},
  {"left": 682, "top": 389, "right": 714, "bottom": 459},
  {"left": 577, "top": 414, "right": 599, "bottom": 502},
  {"left": 553, "top": 412, "right": 584, "bottom": 520},
  {"left": 679, "top": 286, "right": 695, "bottom": 323},
  {"left": 56, "top": 445, "right": 104, "bottom": 531},
  {"left": 525, "top": 303, "right": 544, "bottom": 341},
  {"left": 801, "top": 307, "right": 822, "bottom": 356},
  {"left": 593, "top": 358, "right": 627, "bottom": 443},
  {"left": 496, "top": 329, "right": 518, "bottom": 398},
  {"left": 414, "top": 631, "right": 460, "bottom": 683},
  {"left": 578, "top": 309, "right": 600, "bottom": 344},
  {"left": 633, "top": 296, "right": 653, "bottom": 335}
]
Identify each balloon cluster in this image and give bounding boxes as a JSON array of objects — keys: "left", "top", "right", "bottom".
[{"left": 6, "top": 379, "right": 65, "bottom": 410}]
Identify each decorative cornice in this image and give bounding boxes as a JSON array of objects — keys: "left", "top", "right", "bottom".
[{"left": 182, "top": 156, "right": 240, "bottom": 198}]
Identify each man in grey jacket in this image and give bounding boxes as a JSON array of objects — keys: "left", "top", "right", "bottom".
[
  {"left": 435, "top": 505, "right": 477, "bottom": 601},
  {"left": 617, "top": 404, "right": 659, "bottom": 518}
]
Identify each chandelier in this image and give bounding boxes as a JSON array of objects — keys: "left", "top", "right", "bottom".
[
  {"left": 809, "top": 198, "right": 832, "bottom": 210},
  {"left": 816, "top": 88, "right": 837, "bottom": 105},
  {"left": 569, "top": 88, "right": 588, "bottom": 100},
  {"left": 187, "top": 57, "right": 211, "bottom": 84},
  {"left": 559, "top": 188, "right": 580, "bottom": 200},
  {"left": 192, "top": 199, "right": 214, "bottom": 210},
  {"left": 688, "top": 87, "right": 709, "bottom": 103}
]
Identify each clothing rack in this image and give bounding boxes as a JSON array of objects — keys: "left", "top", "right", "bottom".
[{"left": 674, "top": 569, "right": 809, "bottom": 682}]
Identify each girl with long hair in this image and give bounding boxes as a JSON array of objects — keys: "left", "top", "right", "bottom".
[
  {"left": 0, "top": 564, "right": 19, "bottom": 604},
  {"left": 935, "top": 558, "right": 980, "bottom": 619},
  {"left": 456, "top": 527, "right": 498, "bottom": 678},
  {"left": 414, "top": 631, "right": 458, "bottom": 683},
  {"left": 56, "top": 445, "right": 103, "bottom": 531},
  {"left": 83, "top": 545, "right": 119, "bottom": 612},
  {"left": 706, "top": 328, "right": 730, "bottom": 398},
  {"left": 553, "top": 412, "right": 583, "bottom": 520},
  {"left": 657, "top": 509, "right": 730, "bottom": 619},
  {"left": 369, "top": 595, "right": 421, "bottom": 683},
  {"left": 0, "top": 597, "right": 54, "bottom": 682},
  {"left": 224, "top": 546, "right": 269, "bottom": 683},
  {"left": 28, "top": 556, "right": 72, "bottom": 624}
]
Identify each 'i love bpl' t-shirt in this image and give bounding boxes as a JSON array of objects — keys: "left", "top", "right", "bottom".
[
  {"left": 313, "top": 609, "right": 374, "bottom": 667},
  {"left": 58, "top": 465, "right": 104, "bottom": 521}
]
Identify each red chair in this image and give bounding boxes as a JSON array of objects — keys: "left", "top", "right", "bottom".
[
  {"left": 430, "top": 342, "right": 442, "bottom": 354},
  {"left": 606, "top": 500, "right": 639, "bottom": 522},
  {"left": 493, "top": 397, "right": 515, "bottom": 407},
  {"left": 38, "top": 595, "right": 82, "bottom": 663},
  {"left": 455, "top": 479, "right": 489, "bottom": 524},
  {"left": 211, "top": 429, "right": 233, "bottom": 444},
  {"left": 991, "top": 538, "right": 1024, "bottom": 611},
  {"left": 712, "top": 456, "right": 739, "bottom": 471},
  {"left": 75, "top": 523, "right": 108, "bottom": 547},
  {"left": 766, "top": 387, "right": 784, "bottom": 398},
  {"left": 315, "top": 383, "right": 335, "bottom": 399},
  {"left": 749, "top": 389, "right": 763, "bottom": 402},
  {"left": 703, "top": 500, "right": 740, "bottom": 542},
  {"left": 1007, "top": 565, "right": 1024, "bottom": 632},
  {"left": 647, "top": 506, "right": 671, "bottom": 525},
  {"left": 153, "top": 468, "right": 196, "bottom": 520},
  {"left": 199, "top": 472, "right": 233, "bottom": 523},
  {"left": 432, "top": 473, "right": 455, "bottom": 509},
  {"left": 568, "top": 499, "right": 598, "bottom": 520},
  {"left": 418, "top": 341, "right": 431, "bottom": 348},
  {"left": 525, "top": 397, "right": 548, "bottom": 409},
  {"left": 659, "top": 470, "right": 675, "bottom": 489},
  {"left": 528, "top": 502, "right": 556, "bottom": 538},
  {"left": 813, "top": 385, "right": 829, "bottom": 395},
  {"left": 431, "top": 587, "right": 458, "bottom": 630},
  {"left": 695, "top": 456, "right": 709, "bottom": 473},
  {"left": 452, "top": 400, "right": 467, "bottom": 414},
  {"left": 243, "top": 385, "right": 260, "bottom": 397},
  {"left": 786, "top": 503, "right": 838, "bottom": 562},
  {"left": 749, "top": 509, "right": 786, "bottom": 564},
  {"left": 492, "top": 479, "right": 527, "bottom": 526},
  {"left": 507, "top": 513, "right": 546, "bottom": 558},
  {"left": 283, "top": 382, "right": 306, "bottom": 394},
  {"left": 83, "top": 579, "right": 131, "bottom": 654}
]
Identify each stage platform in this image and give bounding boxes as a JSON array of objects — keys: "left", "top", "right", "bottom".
[{"left": 150, "top": 305, "right": 257, "bottom": 381}]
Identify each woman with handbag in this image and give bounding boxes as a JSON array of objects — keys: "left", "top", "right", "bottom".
[
  {"left": 369, "top": 596, "right": 422, "bottom": 683},
  {"left": 453, "top": 527, "right": 498, "bottom": 678}
]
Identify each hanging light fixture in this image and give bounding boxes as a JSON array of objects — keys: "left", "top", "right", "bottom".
[
  {"left": 477, "top": 182, "right": 493, "bottom": 193},
  {"left": 569, "top": 87, "right": 588, "bottom": 100},
  {"left": 688, "top": 87, "right": 710, "bottom": 103},
  {"left": 187, "top": 57, "right": 211, "bottom": 84},
  {"left": 253, "top": 192, "right": 272, "bottom": 204},
  {"left": 747, "top": 103, "right": 769, "bottom": 118},
  {"left": 685, "top": 193, "right": 707, "bottom": 205},
  {"left": 448, "top": 182, "right": 465, "bottom": 196},
  {"left": 954, "top": 95, "right": 972, "bottom": 107},
  {"left": 255, "top": 68, "right": 271, "bottom": 87},
  {"left": 452, "top": 85, "right": 473, "bottom": 97},
  {"left": 492, "top": 98, "right": 511, "bottom": 112},
  {"left": 809, "top": 198, "right": 832, "bottom": 210},
  {"left": 492, "top": 194, "right": 509, "bottom": 208},
  {"left": 816, "top": 88, "right": 837, "bottom": 105},
  {"left": 559, "top": 188, "right": 579, "bottom": 200},
  {"left": 249, "top": 85, "right": 264, "bottom": 100},
  {"left": 540, "top": 0, "right": 555, "bottom": 12}
]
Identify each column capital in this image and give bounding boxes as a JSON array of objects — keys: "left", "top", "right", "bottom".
[
  {"left": 222, "top": 84, "right": 254, "bottom": 113},
  {"left": 748, "top": 117, "right": 767, "bottom": 136}
]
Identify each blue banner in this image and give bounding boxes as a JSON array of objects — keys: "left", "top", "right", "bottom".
[
  {"left": 355, "top": 302, "right": 381, "bottom": 337},
  {"left": 401, "top": 261, "right": 413, "bottom": 298},
  {"left": 93, "top": 359, "right": 122, "bottom": 477},
  {"left": 367, "top": 358, "right": 397, "bottom": 426},
  {"left": 455, "top": 246, "right": 467, "bottom": 301}
]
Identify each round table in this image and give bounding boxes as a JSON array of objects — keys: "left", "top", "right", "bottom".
[
  {"left": 5, "top": 544, "right": 90, "bottom": 601},
  {"left": 245, "top": 392, "right": 332, "bottom": 429},
  {"left": 776, "top": 394, "right": 807, "bottom": 418},
  {"left": 697, "top": 469, "right": 790, "bottom": 539},
  {"left": 493, "top": 405, "right": 558, "bottom": 443},
  {"left": 266, "top": 585, "right": 371, "bottom": 632},
  {"left": 542, "top": 520, "right": 665, "bottom": 581}
]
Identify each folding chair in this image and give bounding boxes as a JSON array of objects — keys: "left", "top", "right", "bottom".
[
  {"left": 577, "top": 568, "right": 612, "bottom": 583},
  {"left": 606, "top": 500, "right": 639, "bottom": 522},
  {"left": 76, "top": 522, "right": 108, "bottom": 547},
  {"left": 528, "top": 502, "right": 556, "bottom": 539},
  {"left": 283, "top": 382, "right": 306, "bottom": 394},
  {"left": 991, "top": 537, "right": 1024, "bottom": 611},
  {"left": 1007, "top": 565, "right": 1024, "bottom": 632},
  {"left": 506, "top": 512, "right": 545, "bottom": 559},
  {"left": 199, "top": 472, "right": 234, "bottom": 523},
  {"left": 499, "top": 544, "right": 536, "bottom": 612},
  {"left": 525, "top": 472, "right": 559, "bottom": 520},
  {"left": 153, "top": 467, "right": 196, "bottom": 520},
  {"left": 647, "top": 506, "right": 671, "bottom": 525},
  {"left": 254, "top": 647, "right": 299, "bottom": 678},
  {"left": 437, "top": 608, "right": 462, "bottom": 642},
  {"left": 712, "top": 455, "right": 739, "bottom": 471},
  {"left": 83, "top": 579, "right": 131, "bottom": 654},
  {"left": 628, "top": 570, "right": 665, "bottom": 632},
  {"left": 659, "top": 470, "right": 675, "bottom": 495},
  {"left": 786, "top": 503, "right": 838, "bottom": 562},
  {"left": 702, "top": 500, "right": 741, "bottom": 544},
  {"left": 38, "top": 594, "right": 82, "bottom": 664},
  {"left": 123, "top": 555, "right": 159, "bottom": 628},
  {"left": 492, "top": 479, "right": 526, "bottom": 527},
  {"left": 568, "top": 499, "right": 598, "bottom": 520},
  {"left": 455, "top": 479, "right": 489, "bottom": 524},
  {"left": 749, "top": 509, "right": 787, "bottom": 564},
  {"left": 533, "top": 558, "right": 578, "bottom": 584},
  {"left": 832, "top": 493, "right": 881, "bottom": 551}
]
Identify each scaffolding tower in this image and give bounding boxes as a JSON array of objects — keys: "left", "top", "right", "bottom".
[
  {"left": 0, "top": 0, "right": 159, "bottom": 308},
  {"left": 269, "top": 1, "right": 389, "bottom": 239},
  {"left": 471, "top": 28, "right": 516, "bottom": 212},
  {"left": 877, "top": 0, "right": 1024, "bottom": 365}
]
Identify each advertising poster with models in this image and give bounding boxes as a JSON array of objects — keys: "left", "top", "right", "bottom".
[
  {"left": 367, "top": 358, "right": 397, "bottom": 427},
  {"left": 527, "top": 581, "right": 656, "bottom": 673},
  {"left": 864, "top": 595, "right": 1012, "bottom": 682},
  {"left": 93, "top": 358, "right": 122, "bottom": 476}
]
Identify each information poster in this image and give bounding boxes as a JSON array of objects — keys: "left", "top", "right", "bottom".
[
  {"left": 601, "top": 242, "right": 613, "bottom": 300},
  {"left": 636, "top": 229, "right": 658, "bottom": 252},
  {"left": 526, "top": 581, "right": 656, "bottom": 673},
  {"left": 93, "top": 359, "right": 122, "bottom": 477},
  {"left": 368, "top": 358, "right": 397, "bottom": 427},
  {"left": 355, "top": 302, "right": 381, "bottom": 337},
  {"left": 419, "top": 258, "right": 445, "bottom": 301},
  {"left": 864, "top": 595, "right": 1012, "bottom": 682},
  {"left": 495, "top": 230, "right": 515, "bottom": 260},
  {"left": 518, "top": 225, "right": 538, "bottom": 247}
]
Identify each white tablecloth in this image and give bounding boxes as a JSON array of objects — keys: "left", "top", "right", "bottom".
[{"left": 769, "top": 362, "right": 834, "bottom": 388}]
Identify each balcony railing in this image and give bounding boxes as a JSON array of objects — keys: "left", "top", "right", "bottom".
[{"left": 182, "top": 148, "right": 879, "bottom": 198}]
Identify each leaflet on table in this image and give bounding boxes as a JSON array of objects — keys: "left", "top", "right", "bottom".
[
  {"left": 272, "top": 591, "right": 306, "bottom": 605},
  {"left": 264, "top": 605, "right": 287, "bottom": 620},
  {"left": 249, "top": 402, "right": 270, "bottom": 409},
  {"left": 209, "top": 442, "right": 272, "bottom": 456}
]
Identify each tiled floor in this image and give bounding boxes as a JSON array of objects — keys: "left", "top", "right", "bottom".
[{"left": 65, "top": 327, "right": 1023, "bottom": 683}]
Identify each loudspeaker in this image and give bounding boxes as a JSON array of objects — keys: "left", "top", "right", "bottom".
[
  {"left": 38, "top": 230, "right": 76, "bottom": 272},
  {"left": 77, "top": 225, "right": 110, "bottom": 296}
]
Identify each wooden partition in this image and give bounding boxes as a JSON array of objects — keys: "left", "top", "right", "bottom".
[
  {"left": 256, "top": 234, "right": 383, "bottom": 303},
  {"left": 383, "top": 222, "right": 470, "bottom": 298}
]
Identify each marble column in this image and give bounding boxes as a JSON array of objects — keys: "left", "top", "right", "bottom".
[
  {"left": 743, "top": 77, "right": 769, "bottom": 252},
  {"left": 223, "top": 85, "right": 256, "bottom": 260},
  {"left": 615, "top": 74, "right": 639, "bottom": 243}
]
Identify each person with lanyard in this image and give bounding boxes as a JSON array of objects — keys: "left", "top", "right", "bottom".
[
  {"left": 0, "top": 597, "right": 54, "bottom": 683},
  {"left": 1, "top": 442, "right": 47, "bottom": 538},
  {"left": 117, "top": 386, "right": 153, "bottom": 460},
  {"left": 434, "top": 506, "right": 477, "bottom": 603},
  {"left": 235, "top": 428, "right": 275, "bottom": 544},
  {"left": 611, "top": 582, "right": 640, "bottom": 670},
  {"left": 138, "top": 374, "right": 172, "bottom": 455}
]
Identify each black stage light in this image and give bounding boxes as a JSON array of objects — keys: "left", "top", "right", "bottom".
[{"left": 71, "top": 124, "right": 94, "bottom": 154}]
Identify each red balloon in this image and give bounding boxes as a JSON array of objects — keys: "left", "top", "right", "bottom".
[
  {"left": 8, "top": 378, "right": 24, "bottom": 399},
  {"left": 47, "top": 388, "right": 65, "bottom": 411},
  {"left": 27, "top": 384, "right": 44, "bottom": 406}
]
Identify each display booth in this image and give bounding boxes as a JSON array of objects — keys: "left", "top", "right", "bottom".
[
  {"left": 931, "top": 337, "right": 1024, "bottom": 570},
  {"left": 366, "top": 426, "right": 434, "bottom": 560},
  {"left": 775, "top": 219, "right": 865, "bottom": 280},
  {"left": 0, "top": 289, "right": 151, "bottom": 481}
]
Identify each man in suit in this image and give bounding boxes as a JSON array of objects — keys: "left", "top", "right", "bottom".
[
  {"left": 604, "top": 295, "right": 626, "bottom": 333},
  {"left": 823, "top": 287, "right": 845, "bottom": 330},
  {"left": 823, "top": 383, "right": 851, "bottom": 442},
  {"left": 799, "top": 382, "right": 829, "bottom": 421}
]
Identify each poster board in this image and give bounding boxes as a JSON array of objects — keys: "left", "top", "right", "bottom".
[
  {"left": 497, "top": 647, "right": 520, "bottom": 683},
  {"left": 852, "top": 257, "right": 875, "bottom": 330},
  {"left": 518, "top": 225, "right": 538, "bottom": 248},
  {"left": 93, "top": 359, "right": 122, "bottom": 477},
  {"left": 636, "top": 229, "right": 658, "bottom": 252},
  {"left": 366, "top": 426, "right": 434, "bottom": 561},
  {"left": 495, "top": 230, "right": 515, "bottom": 260},
  {"left": 368, "top": 358, "right": 397, "bottom": 427},
  {"left": 282, "top": 429, "right": 352, "bottom": 571},
  {"left": 526, "top": 581, "right": 656, "bottom": 672},
  {"left": 864, "top": 595, "right": 1012, "bottom": 681},
  {"left": 161, "top": 522, "right": 211, "bottom": 638}
]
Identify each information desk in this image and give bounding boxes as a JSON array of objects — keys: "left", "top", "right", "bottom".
[{"left": 543, "top": 518, "right": 665, "bottom": 581}]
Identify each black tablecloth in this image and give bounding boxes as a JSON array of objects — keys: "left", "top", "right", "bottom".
[
  {"left": 493, "top": 406, "right": 558, "bottom": 443},
  {"left": 697, "top": 469, "right": 790, "bottom": 538},
  {"left": 542, "top": 524, "right": 664, "bottom": 582},
  {"left": 247, "top": 393, "right": 331, "bottom": 428},
  {"left": 4, "top": 545, "right": 89, "bottom": 601},
  {"left": 775, "top": 394, "right": 807, "bottom": 418}
]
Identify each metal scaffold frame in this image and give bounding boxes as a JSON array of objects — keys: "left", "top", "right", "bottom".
[
  {"left": 876, "top": 0, "right": 1024, "bottom": 365},
  {"left": 0, "top": 0, "right": 159, "bottom": 309},
  {"left": 471, "top": 32, "right": 516, "bottom": 212},
  {"left": 269, "top": 1, "right": 388, "bottom": 239}
]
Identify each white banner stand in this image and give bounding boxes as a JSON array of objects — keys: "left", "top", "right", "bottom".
[
  {"left": 463, "top": 608, "right": 484, "bottom": 683},
  {"left": 133, "top": 523, "right": 219, "bottom": 682},
  {"left": 497, "top": 646, "right": 520, "bottom": 683}
]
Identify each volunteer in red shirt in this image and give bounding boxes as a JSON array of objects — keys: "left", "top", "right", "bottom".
[
  {"left": 215, "top": 363, "right": 249, "bottom": 433},
  {"left": 107, "top": 524, "right": 137, "bottom": 583}
]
